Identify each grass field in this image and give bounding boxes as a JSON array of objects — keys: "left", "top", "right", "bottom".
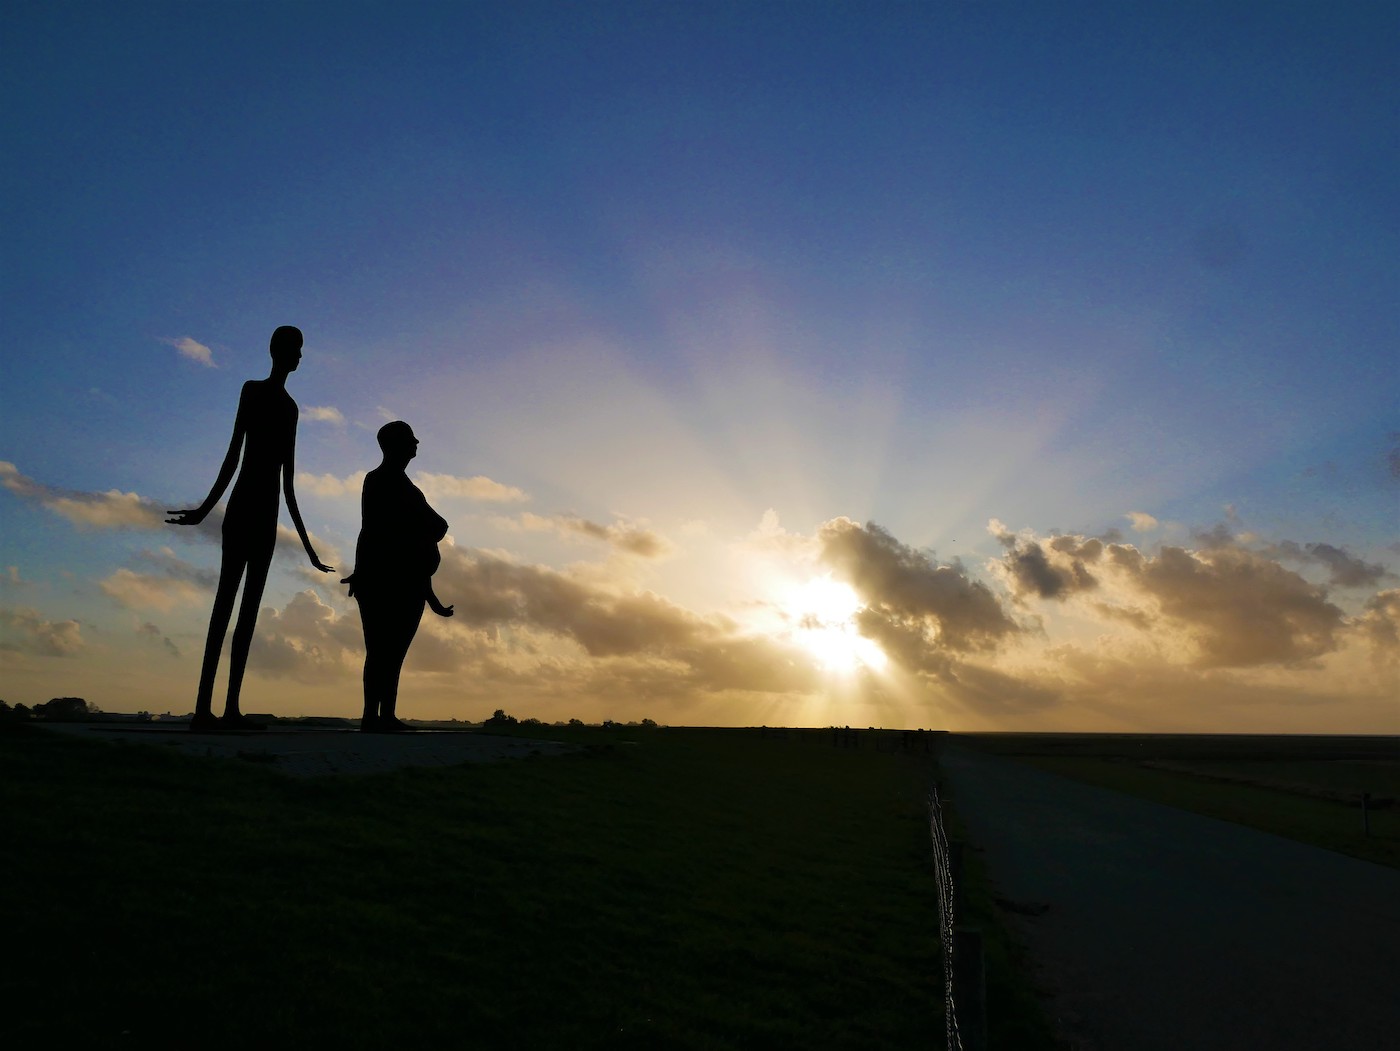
[
  {"left": 957, "top": 733, "right": 1400, "bottom": 869},
  {"left": 1, "top": 724, "right": 970, "bottom": 1049}
]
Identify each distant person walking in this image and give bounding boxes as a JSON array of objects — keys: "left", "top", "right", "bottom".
[
  {"left": 167, "top": 326, "right": 334, "bottom": 731},
  {"left": 342, "top": 421, "right": 453, "bottom": 732}
]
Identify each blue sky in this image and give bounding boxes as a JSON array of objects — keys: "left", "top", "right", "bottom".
[{"left": 3, "top": 2, "right": 1396, "bottom": 730}]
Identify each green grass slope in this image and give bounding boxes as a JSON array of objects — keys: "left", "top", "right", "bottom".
[{"left": 0, "top": 725, "right": 941, "bottom": 1049}]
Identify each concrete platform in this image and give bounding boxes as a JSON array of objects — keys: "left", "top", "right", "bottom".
[{"left": 39, "top": 722, "right": 580, "bottom": 777}]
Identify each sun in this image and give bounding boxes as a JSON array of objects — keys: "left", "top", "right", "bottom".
[{"left": 784, "top": 576, "right": 888, "bottom": 675}]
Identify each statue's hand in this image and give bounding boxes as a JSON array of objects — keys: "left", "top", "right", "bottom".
[
  {"left": 166, "top": 508, "right": 207, "bottom": 526},
  {"left": 310, "top": 557, "right": 334, "bottom": 573},
  {"left": 341, "top": 574, "right": 356, "bottom": 598},
  {"left": 429, "top": 597, "right": 454, "bottom": 618}
]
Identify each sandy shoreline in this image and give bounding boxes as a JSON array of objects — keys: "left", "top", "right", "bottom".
[{"left": 38, "top": 722, "right": 580, "bottom": 777}]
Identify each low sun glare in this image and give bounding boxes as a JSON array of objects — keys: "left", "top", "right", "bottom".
[{"left": 786, "top": 576, "right": 888, "bottom": 675}]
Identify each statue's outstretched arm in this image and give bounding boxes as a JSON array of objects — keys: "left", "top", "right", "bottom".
[
  {"left": 427, "top": 582, "right": 454, "bottom": 618},
  {"left": 282, "top": 419, "right": 334, "bottom": 573},
  {"left": 166, "top": 384, "right": 249, "bottom": 526}
]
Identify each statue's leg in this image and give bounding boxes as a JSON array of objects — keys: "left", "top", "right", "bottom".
[
  {"left": 379, "top": 593, "right": 424, "bottom": 724},
  {"left": 357, "top": 594, "right": 382, "bottom": 726},
  {"left": 194, "top": 541, "right": 249, "bottom": 722},
  {"left": 223, "top": 536, "right": 275, "bottom": 719}
]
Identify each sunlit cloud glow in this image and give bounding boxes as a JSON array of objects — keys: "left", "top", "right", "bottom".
[
  {"left": 164, "top": 336, "right": 216, "bottom": 368},
  {"left": 303, "top": 406, "right": 347, "bottom": 425}
]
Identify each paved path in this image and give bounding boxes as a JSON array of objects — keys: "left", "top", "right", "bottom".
[
  {"left": 40, "top": 723, "right": 579, "bottom": 776},
  {"left": 939, "top": 745, "right": 1400, "bottom": 1051}
]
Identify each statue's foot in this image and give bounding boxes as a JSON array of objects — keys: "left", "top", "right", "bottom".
[
  {"left": 188, "top": 712, "right": 221, "bottom": 733},
  {"left": 219, "top": 713, "right": 267, "bottom": 732},
  {"left": 359, "top": 715, "right": 382, "bottom": 733},
  {"left": 379, "top": 717, "right": 415, "bottom": 734}
]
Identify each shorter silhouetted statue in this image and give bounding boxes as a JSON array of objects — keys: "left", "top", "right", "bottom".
[
  {"left": 342, "top": 421, "right": 453, "bottom": 732},
  {"left": 168, "top": 326, "right": 333, "bottom": 731}
]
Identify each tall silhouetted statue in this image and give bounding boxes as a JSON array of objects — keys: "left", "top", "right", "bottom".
[
  {"left": 167, "top": 326, "right": 334, "bottom": 731},
  {"left": 342, "top": 421, "right": 454, "bottom": 732}
]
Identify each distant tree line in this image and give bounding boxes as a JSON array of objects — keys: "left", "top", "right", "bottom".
[
  {"left": 0, "top": 700, "right": 664, "bottom": 729},
  {"left": 0, "top": 697, "right": 101, "bottom": 722},
  {"left": 482, "top": 709, "right": 659, "bottom": 730}
]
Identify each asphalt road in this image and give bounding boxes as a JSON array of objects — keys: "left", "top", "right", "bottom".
[{"left": 938, "top": 745, "right": 1400, "bottom": 1051}]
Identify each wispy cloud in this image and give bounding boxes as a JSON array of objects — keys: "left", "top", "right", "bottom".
[
  {"left": 137, "top": 620, "right": 182, "bottom": 658},
  {"left": 498, "top": 512, "right": 670, "bottom": 557},
  {"left": 295, "top": 471, "right": 368, "bottom": 499},
  {"left": 295, "top": 469, "right": 528, "bottom": 505},
  {"left": 99, "top": 548, "right": 220, "bottom": 611},
  {"left": 303, "top": 406, "right": 346, "bottom": 425},
  {"left": 0, "top": 461, "right": 166, "bottom": 530},
  {"left": 416, "top": 472, "right": 529, "bottom": 504},
  {"left": 164, "top": 336, "right": 216, "bottom": 368},
  {"left": 2, "top": 462, "right": 337, "bottom": 563},
  {"left": 101, "top": 569, "right": 207, "bottom": 612},
  {"left": 1264, "top": 540, "right": 1394, "bottom": 589}
]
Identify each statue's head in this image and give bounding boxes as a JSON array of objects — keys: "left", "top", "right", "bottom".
[
  {"left": 269, "top": 326, "right": 303, "bottom": 370},
  {"left": 377, "top": 420, "right": 418, "bottom": 461}
]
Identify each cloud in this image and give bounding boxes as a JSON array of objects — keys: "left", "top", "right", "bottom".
[
  {"left": 989, "top": 526, "right": 1347, "bottom": 668},
  {"left": 818, "top": 518, "right": 1020, "bottom": 656},
  {"left": 988, "top": 519, "right": 1101, "bottom": 601},
  {"left": 417, "top": 472, "right": 529, "bottom": 504},
  {"left": 295, "top": 469, "right": 528, "bottom": 506},
  {"left": 246, "top": 547, "right": 820, "bottom": 703},
  {"left": 137, "top": 620, "right": 181, "bottom": 658},
  {"left": 1, "top": 461, "right": 166, "bottom": 530},
  {"left": 303, "top": 406, "right": 346, "bottom": 425},
  {"left": 101, "top": 569, "right": 207, "bottom": 612},
  {"left": 164, "top": 336, "right": 216, "bottom": 368},
  {"left": 48, "top": 500, "right": 1389, "bottom": 728},
  {"left": 0, "top": 607, "right": 84, "bottom": 657},
  {"left": 1192, "top": 523, "right": 1237, "bottom": 549},
  {"left": 250, "top": 590, "right": 366, "bottom": 681},
  {"left": 435, "top": 549, "right": 714, "bottom": 657},
  {"left": 1126, "top": 512, "right": 1159, "bottom": 532},
  {"left": 745, "top": 508, "right": 818, "bottom": 558},
  {"left": 100, "top": 548, "right": 218, "bottom": 611},
  {"left": 1264, "top": 541, "right": 1393, "bottom": 589},
  {"left": 1008, "top": 641, "right": 1392, "bottom": 733},
  {"left": 296, "top": 470, "right": 368, "bottom": 499},
  {"left": 501, "top": 512, "right": 671, "bottom": 557},
  {"left": 133, "top": 546, "right": 220, "bottom": 584},
  {"left": 2, "top": 462, "right": 337, "bottom": 563},
  {"left": 1141, "top": 546, "right": 1343, "bottom": 667},
  {"left": 1354, "top": 589, "right": 1400, "bottom": 658}
]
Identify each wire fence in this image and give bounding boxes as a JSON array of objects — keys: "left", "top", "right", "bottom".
[{"left": 929, "top": 781, "right": 965, "bottom": 1051}]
